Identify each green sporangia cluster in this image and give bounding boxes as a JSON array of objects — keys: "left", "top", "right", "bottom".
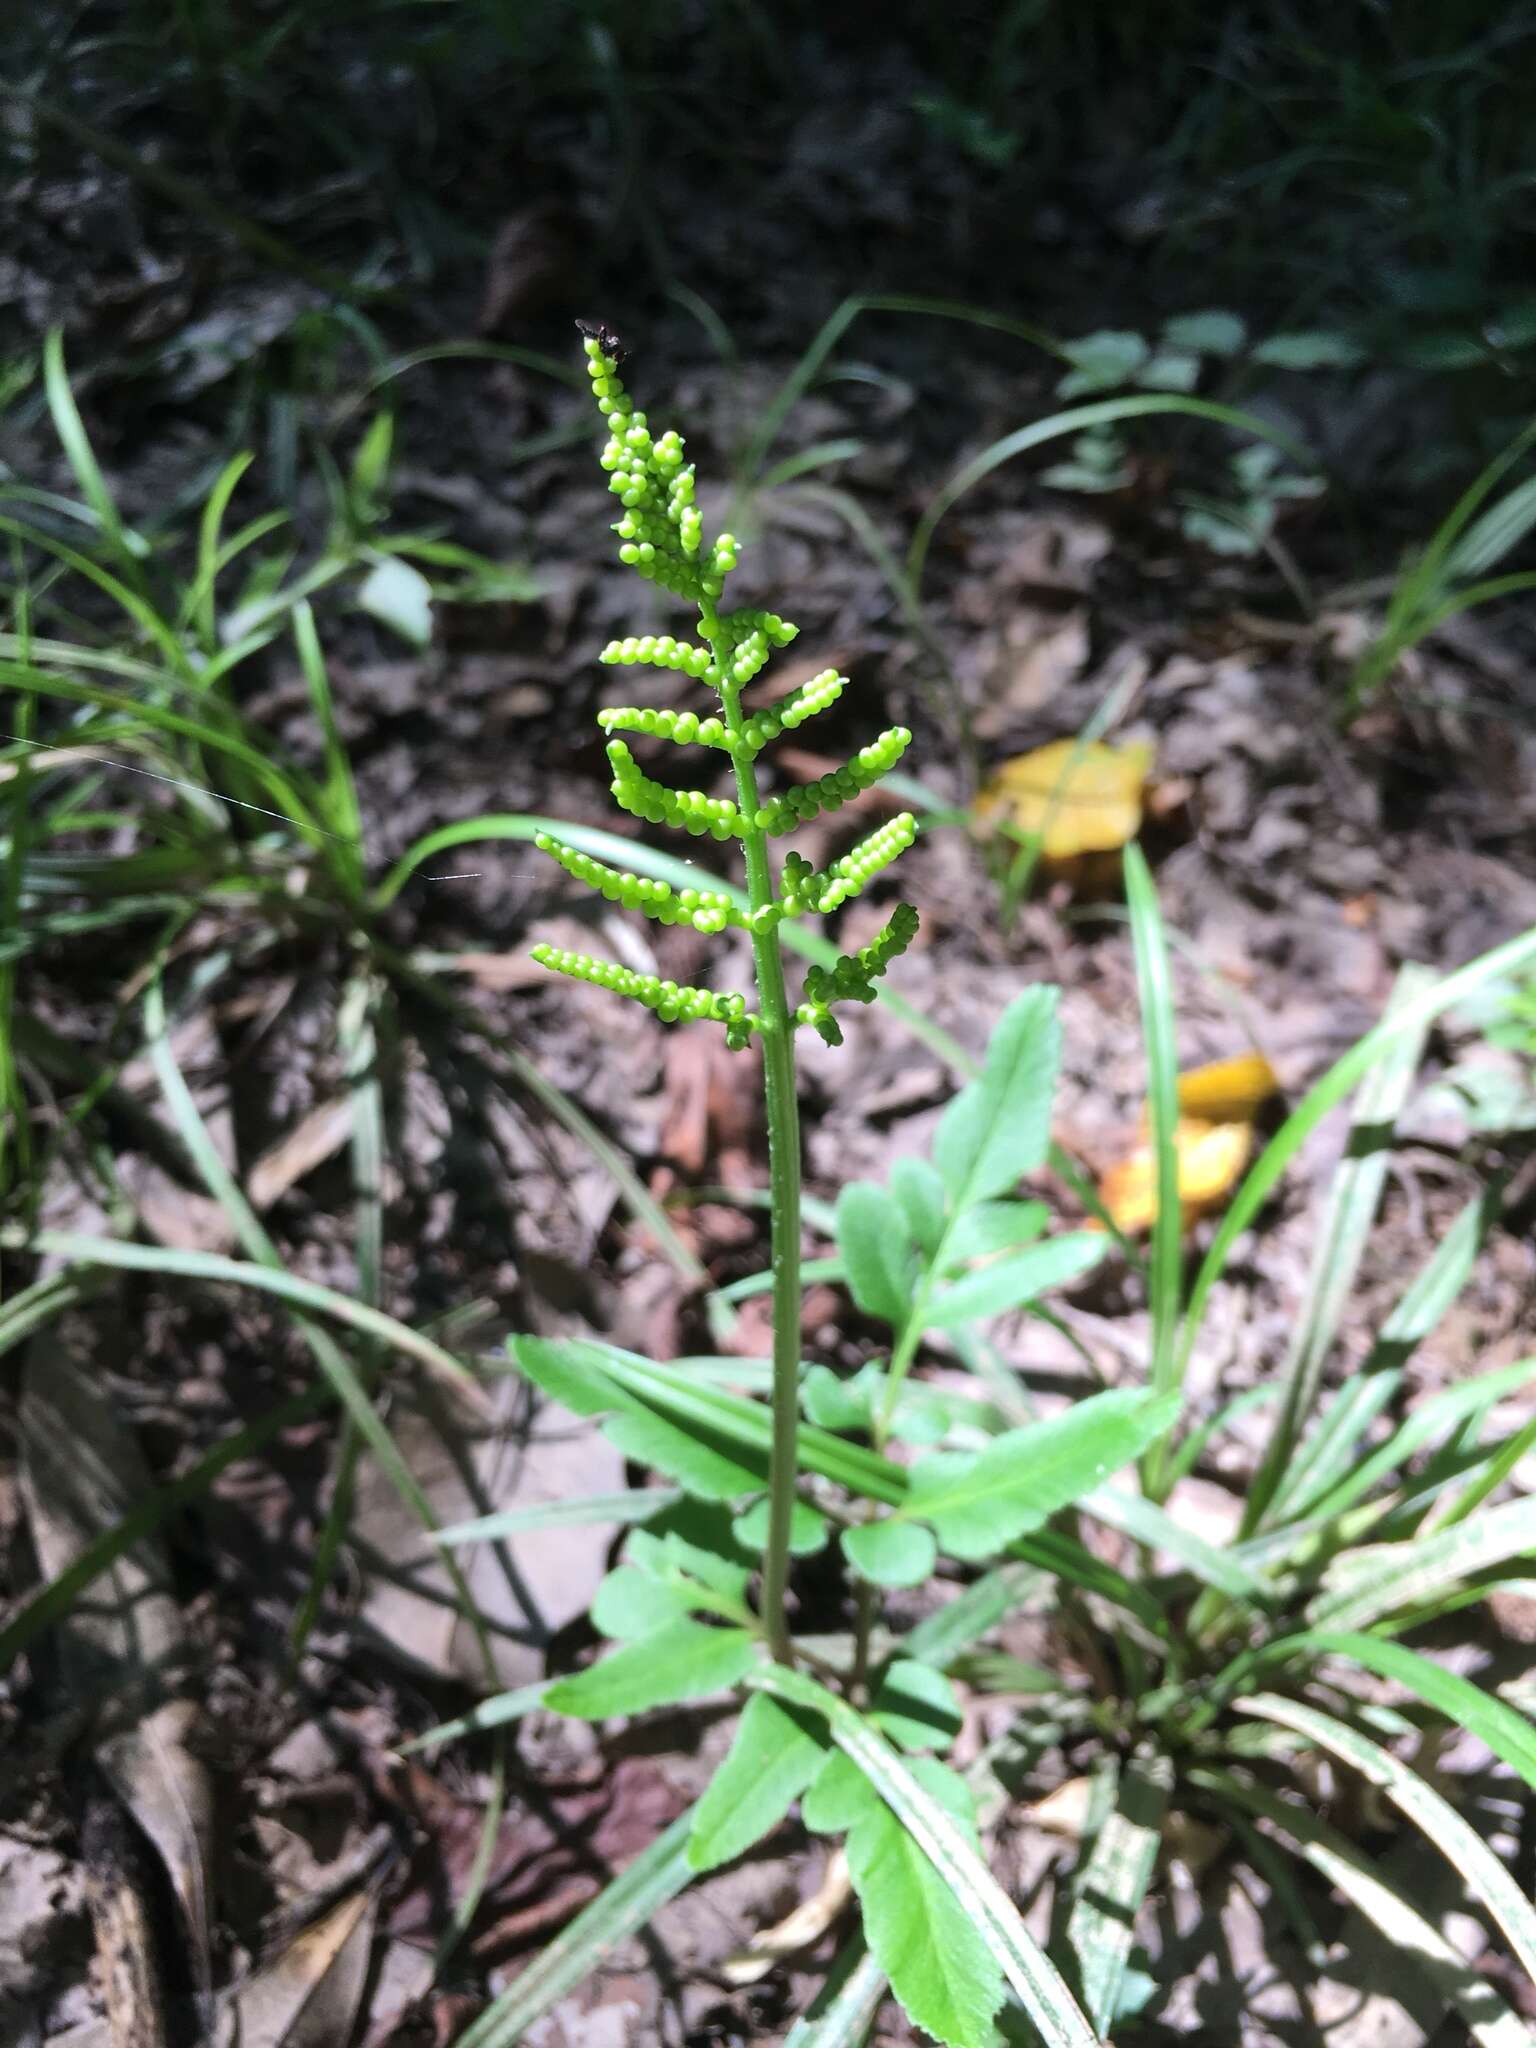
[{"left": 530, "top": 331, "right": 919, "bottom": 1050}]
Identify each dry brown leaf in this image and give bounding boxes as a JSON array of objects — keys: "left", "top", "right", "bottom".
[
  {"left": 973, "top": 738, "right": 1154, "bottom": 861},
  {"left": 719, "top": 1849, "right": 852, "bottom": 1985},
  {"left": 246, "top": 1096, "right": 355, "bottom": 1212},
  {"left": 1022, "top": 1776, "right": 1096, "bottom": 1842},
  {"left": 20, "top": 1344, "right": 214, "bottom": 1998},
  {"left": 226, "top": 1891, "right": 376, "bottom": 2048}
]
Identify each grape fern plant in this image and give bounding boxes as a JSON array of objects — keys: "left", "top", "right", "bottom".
[
  {"left": 530, "top": 331, "right": 920, "bottom": 1660},
  {"left": 449, "top": 340, "right": 1536, "bottom": 2048}
]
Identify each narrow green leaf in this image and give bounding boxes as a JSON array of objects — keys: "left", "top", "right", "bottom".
[
  {"left": 687, "top": 1693, "right": 827, "bottom": 1872},
  {"left": 782, "top": 1941, "right": 887, "bottom": 2048},
  {"left": 1179, "top": 925, "right": 1536, "bottom": 1407},
  {"left": 933, "top": 987, "right": 1060, "bottom": 1209},
  {"left": 1063, "top": 1748, "right": 1172, "bottom": 2034},
  {"left": 1302, "top": 1357, "right": 1536, "bottom": 1526},
  {"left": 545, "top": 1620, "right": 757, "bottom": 1719},
  {"left": 34, "top": 1232, "right": 475, "bottom": 1391},
  {"left": 450, "top": 1810, "right": 695, "bottom": 2048},
  {"left": 1237, "top": 1691, "right": 1536, "bottom": 1997},
  {"left": 750, "top": 1664, "right": 1098, "bottom": 2048},
  {"left": 871, "top": 1661, "right": 962, "bottom": 1752},
  {"left": 1082, "top": 1484, "right": 1265, "bottom": 1599},
  {"left": 1195, "top": 1767, "right": 1528, "bottom": 2047},
  {"left": 1249, "top": 964, "right": 1434, "bottom": 1530},
  {"left": 434, "top": 1488, "right": 680, "bottom": 1546},
  {"left": 843, "top": 1518, "right": 937, "bottom": 1588},
  {"left": 903, "top": 1390, "right": 1179, "bottom": 1560},
  {"left": 926, "top": 1232, "right": 1104, "bottom": 1328},
  {"left": 836, "top": 1181, "right": 916, "bottom": 1325},
  {"left": 403, "top": 1683, "right": 551, "bottom": 1753},
  {"left": 906, "top": 1562, "right": 1047, "bottom": 1670},
  {"left": 1259, "top": 1631, "right": 1536, "bottom": 1791},
  {"left": 1309, "top": 1493, "right": 1536, "bottom": 1630},
  {"left": 1123, "top": 845, "right": 1182, "bottom": 1490}
]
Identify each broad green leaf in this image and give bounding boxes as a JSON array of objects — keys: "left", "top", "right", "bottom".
[
  {"left": 1195, "top": 1767, "right": 1528, "bottom": 2048},
  {"left": 802, "top": 1362, "right": 884, "bottom": 1432},
  {"left": 751, "top": 1664, "right": 1098, "bottom": 2047},
  {"left": 628, "top": 1502, "right": 754, "bottom": 1599},
  {"left": 451, "top": 1810, "right": 694, "bottom": 2048},
  {"left": 942, "top": 1199, "right": 1049, "bottom": 1267},
  {"left": 1309, "top": 1493, "right": 1536, "bottom": 1630},
  {"left": 903, "top": 1390, "right": 1179, "bottom": 1560},
  {"left": 843, "top": 1518, "right": 937, "bottom": 1588},
  {"left": 891, "top": 1156, "right": 948, "bottom": 1255},
  {"left": 871, "top": 1660, "right": 962, "bottom": 1752},
  {"left": 837, "top": 1181, "right": 915, "bottom": 1325},
  {"left": 934, "top": 988, "right": 1060, "bottom": 1210},
  {"left": 1063, "top": 1748, "right": 1172, "bottom": 2034},
  {"left": 803, "top": 1749, "right": 881, "bottom": 1834},
  {"left": 732, "top": 1493, "right": 829, "bottom": 1555},
  {"left": 926, "top": 1232, "right": 1105, "bottom": 1328},
  {"left": 1237, "top": 1692, "right": 1536, "bottom": 1997},
  {"left": 544, "top": 1620, "right": 756, "bottom": 1718},
  {"left": 1162, "top": 309, "right": 1246, "bottom": 355},
  {"left": 687, "top": 1693, "right": 827, "bottom": 1872},
  {"left": 843, "top": 1793, "right": 1003, "bottom": 2048},
  {"left": 590, "top": 1566, "right": 688, "bottom": 1640},
  {"left": 1260, "top": 1631, "right": 1536, "bottom": 1791}
]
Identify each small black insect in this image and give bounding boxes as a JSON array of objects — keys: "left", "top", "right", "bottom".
[{"left": 575, "top": 318, "right": 629, "bottom": 367}]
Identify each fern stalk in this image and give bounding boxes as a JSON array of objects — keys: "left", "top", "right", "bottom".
[{"left": 530, "top": 332, "right": 919, "bottom": 1662}]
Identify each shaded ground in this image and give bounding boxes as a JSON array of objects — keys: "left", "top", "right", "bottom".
[{"left": 5, "top": 10, "right": 1536, "bottom": 2044}]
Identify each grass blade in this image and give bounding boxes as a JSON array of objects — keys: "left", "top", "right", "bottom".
[
  {"left": 1308, "top": 1493, "right": 1536, "bottom": 1631},
  {"left": 749, "top": 1664, "right": 1099, "bottom": 2048},
  {"left": 783, "top": 1939, "right": 886, "bottom": 2048},
  {"left": 434, "top": 1489, "right": 680, "bottom": 1546},
  {"left": 1278, "top": 1632, "right": 1536, "bottom": 1791},
  {"left": 1237, "top": 1690, "right": 1536, "bottom": 1998},
  {"left": 1194, "top": 1768, "right": 1528, "bottom": 2047},
  {"left": 909, "top": 396, "right": 1316, "bottom": 595},
  {"left": 1123, "top": 843, "right": 1181, "bottom": 1497},
  {"left": 1082, "top": 1485, "right": 1265, "bottom": 1600},
  {"left": 449, "top": 1810, "right": 696, "bottom": 2048},
  {"left": 1063, "top": 1747, "right": 1172, "bottom": 2034},
  {"left": 1178, "top": 924, "right": 1536, "bottom": 1403},
  {"left": 1250, "top": 964, "right": 1434, "bottom": 1529},
  {"left": 31, "top": 1230, "right": 477, "bottom": 1393}
]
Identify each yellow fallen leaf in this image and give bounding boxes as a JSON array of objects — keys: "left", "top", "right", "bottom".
[
  {"left": 1172, "top": 1052, "right": 1279, "bottom": 1126},
  {"left": 1097, "top": 1117, "right": 1254, "bottom": 1235},
  {"left": 973, "top": 737, "right": 1154, "bottom": 862}
]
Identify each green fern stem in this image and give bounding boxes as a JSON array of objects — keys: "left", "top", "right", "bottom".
[{"left": 703, "top": 606, "right": 802, "bottom": 1667}]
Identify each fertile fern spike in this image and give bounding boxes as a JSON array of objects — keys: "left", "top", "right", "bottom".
[
  {"left": 528, "top": 330, "right": 918, "bottom": 1045},
  {"left": 796, "top": 903, "right": 920, "bottom": 1045}
]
